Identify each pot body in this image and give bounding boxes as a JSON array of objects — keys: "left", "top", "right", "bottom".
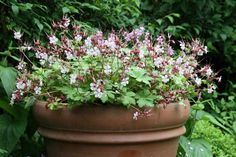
[{"left": 33, "top": 101, "right": 190, "bottom": 157}]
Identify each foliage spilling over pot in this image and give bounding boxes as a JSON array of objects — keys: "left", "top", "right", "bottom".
[{"left": 11, "top": 17, "right": 220, "bottom": 110}]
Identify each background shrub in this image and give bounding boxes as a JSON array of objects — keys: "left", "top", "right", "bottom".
[{"left": 192, "top": 120, "right": 236, "bottom": 157}]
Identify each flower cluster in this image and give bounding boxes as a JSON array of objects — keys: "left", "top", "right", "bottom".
[{"left": 11, "top": 17, "right": 220, "bottom": 108}]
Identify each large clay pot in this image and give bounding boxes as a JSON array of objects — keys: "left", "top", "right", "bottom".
[{"left": 33, "top": 100, "right": 190, "bottom": 157}]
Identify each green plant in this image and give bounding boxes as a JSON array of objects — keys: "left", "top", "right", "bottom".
[
  {"left": 202, "top": 82, "right": 236, "bottom": 135},
  {"left": 139, "top": 0, "right": 236, "bottom": 87},
  {"left": 11, "top": 17, "right": 219, "bottom": 111},
  {"left": 192, "top": 120, "right": 236, "bottom": 157}
]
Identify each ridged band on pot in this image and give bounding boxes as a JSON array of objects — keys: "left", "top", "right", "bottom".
[{"left": 33, "top": 100, "right": 190, "bottom": 157}]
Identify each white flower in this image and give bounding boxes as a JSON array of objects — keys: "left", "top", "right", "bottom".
[
  {"left": 105, "top": 40, "right": 117, "bottom": 51},
  {"left": 70, "top": 74, "right": 77, "bottom": 84},
  {"left": 16, "top": 81, "right": 26, "bottom": 90},
  {"left": 65, "top": 50, "right": 75, "bottom": 60},
  {"left": 206, "top": 68, "right": 213, "bottom": 77},
  {"left": 48, "top": 55, "right": 55, "bottom": 65},
  {"left": 49, "top": 35, "right": 58, "bottom": 44},
  {"left": 133, "top": 111, "right": 139, "bottom": 120},
  {"left": 60, "top": 66, "right": 69, "bottom": 74},
  {"left": 104, "top": 65, "right": 112, "bottom": 75},
  {"left": 154, "top": 57, "right": 164, "bottom": 68},
  {"left": 180, "top": 41, "right": 186, "bottom": 50},
  {"left": 90, "top": 82, "right": 97, "bottom": 91},
  {"left": 207, "top": 88, "right": 214, "bottom": 94},
  {"left": 21, "top": 43, "right": 32, "bottom": 51},
  {"left": 14, "top": 31, "right": 22, "bottom": 40},
  {"left": 195, "top": 77, "right": 202, "bottom": 86},
  {"left": 40, "top": 59, "right": 46, "bottom": 65},
  {"left": 63, "top": 19, "right": 70, "bottom": 27},
  {"left": 10, "top": 93, "right": 16, "bottom": 105},
  {"left": 124, "top": 67, "right": 131, "bottom": 74},
  {"left": 94, "top": 89, "right": 103, "bottom": 98},
  {"left": 121, "top": 77, "right": 129, "bottom": 86},
  {"left": 154, "top": 45, "right": 164, "bottom": 54},
  {"left": 17, "top": 62, "right": 26, "bottom": 70},
  {"left": 167, "top": 58, "right": 174, "bottom": 65},
  {"left": 41, "top": 53, "right": 48, "bottom": 60},
  {"left": 86, "top": 47, "right": 101, "bottom": 56},
  {"left": 178, "top": 67, "right": 185, "bottom": 75},
  {"left": 34, "top": 86, "right": 41, "bottom": 95},
  {"left": 75, "top": 34, "right": 82, "bottom": 42},
  {"left": 187, "top": 66, "right": 194, "bottom": 74},
  {"left": 176, "top": 57, "right": 183, "bottom": 64},
  {"left": 90, "top": 80, "right": 104, "bottom": 98},
  {"left": 207, "top": 85, "right": 216, "bottom": 93},
  {"left": 139, "top": 49, "right": 145, "bottom": 59},
  {"left": 217, "top": 76, "right": 222, "bottom": 82},
  {"left": 197, "top": 50, "right": 204, "bottom": 56},
  {"left": 39, "top": 79, "right": 43, "bottom": 86},
  {"left": 204, "top": 46, "right": 208, "bottom": 54},
  {"left": 161, "top": 75, "right": 169, "bottom": 83},
  {"left": 135, "top": 27, "right": 145, "bottom": 37},
  {"left": 93, "top": 47, "right": 101, "bottom": 56},
  {"left": 85, "top": 37, "right": 92, "bottom": 47}
]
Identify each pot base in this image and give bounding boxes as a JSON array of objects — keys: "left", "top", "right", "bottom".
[
  {"left": 40, "top": 126, "right": 185, "bottom": 157},
  {"left": 45, "top": 137, "right": 180, "bottom": 157}
]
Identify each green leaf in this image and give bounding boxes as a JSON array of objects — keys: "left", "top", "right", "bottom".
[
  {"left": 0, "top": 109, "right": 27, "bottom": 157},
  {"left": 0, "top": 66, "right": 17, "bottom": 97},
  {"left": 34, "top": 18, "right": 44, "bottom": 31},
  {"left": 0, "top": 149, "right": 7, "bottom": 155},
  {"left": 136, "top": 75, "right": 152, "bottom": 86},
  {"left": 101, "top": 94, "right": 108, "bottom": 103},
  {"left": 0, "top": 100, "right": 18, "bottom": 117},
  {"left": 179, "top": 136, "right": 213, "bottom": 157},
  {"left": 11, "top": 4, "right": 19, "bottom": 15},
  {"left": 220, "top": 33, "right": 227, "bottom": 41},
  {"left": 134, "top": 0, "right": 141, "bottom": 7},
  {"left": 107, "top": 92, "right": 115, "bottom": 99},
  {"left": 128, "top": 67, "right": 146, "bottom": 78},
  {"left": 55, "top": 86, "right": 79, "bottom": 101},
  {"left": 166, "top": 15, "right": 174, "bottom": 23},
  {"left": 0, "top": 57, "right": 8, "bottom": 67},
  {"left": 233, "top": 121, "right": 236, "bottom": 133},
  {"left": 228, "top": 95, "right": 234, "bottom": 101},
  {"left": 24, "top": 3, "right": 33, "bottom": 10},
  {"left": 24, "top": 96, "right": 36, "bottom": 108},
  {"left": 121, "top": 92, "right": 136, "bottom": 106},
  {"left": 136, "top": 90, "right": 156, "bottom": 107},
  {"left": 62, "top": 7, "right": 70, "bottom": 14},
  {"left": 202, "top": 114, "right": 233, "bottom": 134},
  {"left": 80, "top": 3, "right": 101, "bottom": 10},
  {"left": 156, "top": 19, "right": 163, "bottom": 25},
  {"left": 192, "top": 103, "right": 204, "bottom": 110},
  {"left": 128, "top": 67, "right": 152, "bottom": 86}
]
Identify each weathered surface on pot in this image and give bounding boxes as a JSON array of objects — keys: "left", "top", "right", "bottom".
[{"left": 33, "top": 101, "right": 190, "bottom": 157}]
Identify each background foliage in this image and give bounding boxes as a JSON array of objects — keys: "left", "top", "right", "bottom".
[{"left": 0, "top": 0, "right": 235, "bottom": 156}]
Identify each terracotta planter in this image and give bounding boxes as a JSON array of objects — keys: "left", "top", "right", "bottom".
[{"left": 33, "top": 100, "right": 190, "bottom": 157}]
